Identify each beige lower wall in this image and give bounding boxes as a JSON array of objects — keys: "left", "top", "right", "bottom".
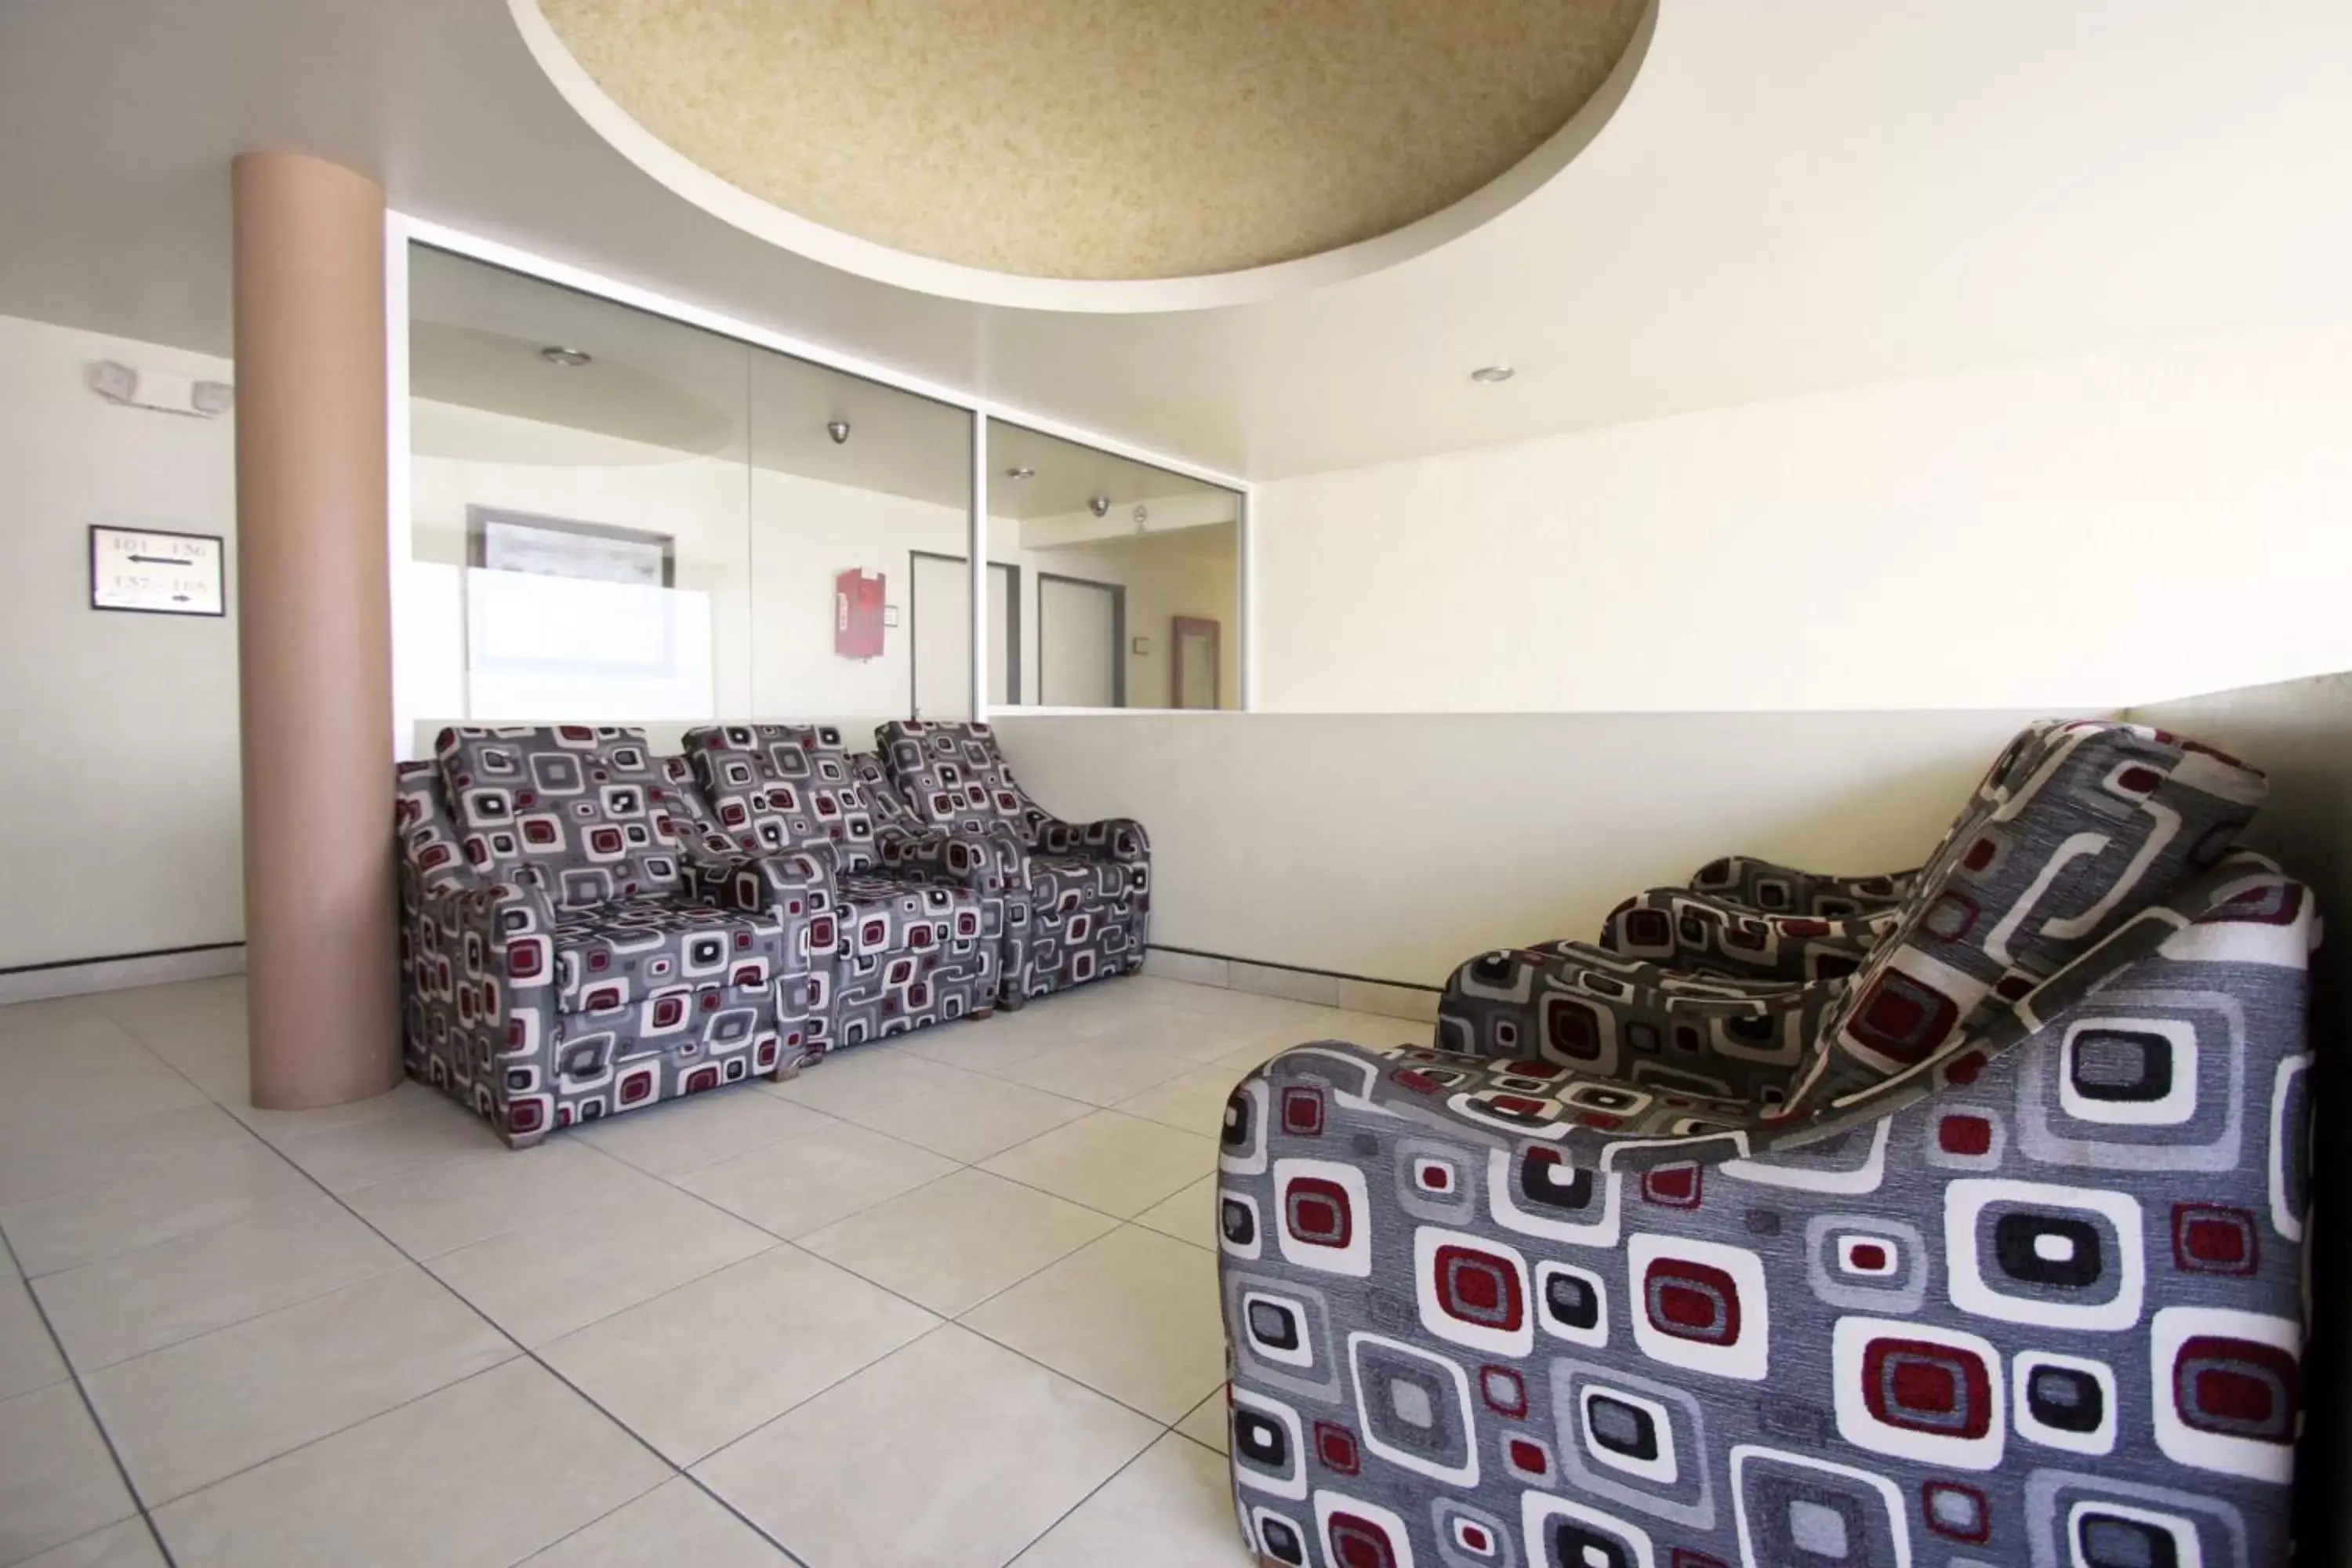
[{"left": 990, "top": 707, "right": 2070, "bottom": 985}]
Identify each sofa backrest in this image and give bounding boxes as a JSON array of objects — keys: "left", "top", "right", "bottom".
[
  {"left": 1796, "top": 718, "right": 2267, "bottom": 1108},
  {"left": 433, "top": 725, "right": 684, "bottom": 908},
  {"left": 849, "top": 750, "right": 926, "bottom": 834},
  {"left": 681, "top": 724, "right": 878, "bottom": 871},
  {"left": 877, "top": 720, "right": 1044, "bottom": 840}
]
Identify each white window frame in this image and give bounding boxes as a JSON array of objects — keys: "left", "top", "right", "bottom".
[{"left": 384, "top": 212, "right": 1252, "bottom": 752}]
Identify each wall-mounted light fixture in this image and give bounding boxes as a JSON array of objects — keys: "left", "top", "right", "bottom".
[
  {"left": 1087, "top": 495, "right": 1111, "bottom": 518},
  {"left": 826, "top": 419, "right": 851, "bottom": 445}
]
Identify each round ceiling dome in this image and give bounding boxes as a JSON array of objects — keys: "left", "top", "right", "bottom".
[{"left": 516, "top": 0, "right": 1651, "bottom": 310}]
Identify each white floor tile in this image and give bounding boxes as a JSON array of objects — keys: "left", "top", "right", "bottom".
[
  {"left": 13, "top": 1519, "right": 166, "bottom": 1568},
  {"left": 979, "top": 1111, "right": 1215, "bottom": 1219},
  {"left": 962, "top": 1226, "right": 1226, "bottom": 1421},
  {"left": 520, "top": 1479, "right": 788, "bottom": 1567},
  {"left": 32, "top": 1193, "right": 406, "bottom": 1371},
  {"left": 838, "top": 1073, "right": 1092, "bottom": 1163},
  {"left": 993, "top": 1038, "right": 1202, "bottom": 1107},
  {"left": 1, "top": 1141, "right": 316, "bottom": 1278},
  {"left": 764, "top": 1046, "right": 982, "bottom": 1121},
  {"left": 1011, "top": 1433, "right": 1250, "bottom": 1567},
  {"left": 428, "top": 1186, "right": 774, "bottom": 1348},
  {"left": 1115, "top": 1062, "right": 1249, "bottom": 1138},
  {"left": 541, "top": 1246, "right": 935, "bottom": 1465},
  {"left": 800, "top": 1169, "right": 1116, "bottom": 1316},
  {"left": 0, "top": 1106, "right": 258, "bottom": 1210},
  {"left": 694, "top": 1325, "right": 1157, "bottom": 1568},
  {"left": 150, "top": 1359, "right": 668, "bottom": 1568},
  {"left": 0, "top": 1278, "right": 66, "bottom": 1400},
  {"left": 267, "top": 1093, "right": 505, "bottom": 1192},
  {"left": 1131, "top": 1175, "right": 1218, "bottom": 1252},
  {"left": 0, "top": 1381, "right": 138, "bottom": 1566},
  {"left": 83, "top": 1266, "right": 514, "bottom": 1504},
  {"left": 574, "top": 1087, "right": 836, "bottom": 1180},
  {"left": 341, "top": 1138, "right": 668, "bottom": 1260},
  {"left": 679, "top": 1120, "right": 956, "bottom": 1240},
  {"left": 1174, "top": 1389, "right": 1229, "bottom": 1454}
]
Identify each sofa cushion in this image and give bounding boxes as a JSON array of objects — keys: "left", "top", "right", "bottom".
[
  {"left": 1797, "top": 719, "right": 2265, "bottom": 1110},
  {"left": 552, "top": 895, "right": 782, "bottom": 1016},
  {"left": 682, "top": 724, "right": 878, "bottom": 870},
  {"left": 435, "top": 726, "right": 683, "bottom": 908},
  {"left": 837, "top": 873, "right": 985, "bottom": 956},
  {"left": 877, "top": 720, "right": 1043, "bottom": 840}
]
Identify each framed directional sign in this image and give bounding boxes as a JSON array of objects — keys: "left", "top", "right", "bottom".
[{"left": 89, "top": 525, "right": 226, "bottom": 616}]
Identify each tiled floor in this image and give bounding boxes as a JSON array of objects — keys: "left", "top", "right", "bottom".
[{"left": 0, "top": 972, "right": 1428, "bottom": 1567}]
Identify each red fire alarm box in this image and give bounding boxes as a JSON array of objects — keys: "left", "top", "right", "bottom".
[{"left": 835, "top": 569, "right": 885, "bottom": 659}]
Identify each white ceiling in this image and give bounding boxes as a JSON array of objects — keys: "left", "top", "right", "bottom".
[{"left": 3, "top": 1, "right": 2350, "bottom": 482}]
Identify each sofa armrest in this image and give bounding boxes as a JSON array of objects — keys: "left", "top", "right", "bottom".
[
  {"left": 414, "top": 877, "right": 562, "bottom": 1142},
  {"left": 1688, "top": 855, "right": 1915, "bottom": 916},
  {"left": 877, "top": 822, "right": 1024, "bottom": 895},
  {"left": 1599, "top": 888, "right": 1892, "bottom": 983},
  {"left": 1433, "top": 941, "right": 1830, "bottom": 1109},
  {"left": 1039, "top": 815, "right": 1151, "bottom": 866}
]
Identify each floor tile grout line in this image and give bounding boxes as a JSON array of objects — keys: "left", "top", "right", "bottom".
[
  {"left": 20, "top": 978, "right": 1275, "bottom": 1565},
  {"left": 996, "top": 1405, "right": 1191, "bottom": 1568},
  {"left": 74, "top": 1019, "right": 816, "bottom": 1568},
  {"left": 0, "top": 1227, "right": 183, "bottom": 1568},
  {"left": 227, "top": 1109, "right": 817, "bottom": 1568}
]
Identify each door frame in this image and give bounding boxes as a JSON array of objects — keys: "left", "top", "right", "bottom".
[
  {"left": 909, "top": 550, "right": 1020, "bottom": 716},
  {"left": 1170, "top": 615, "right": 1221, "bottom": 710},
  {"left": 1036, "top": 571, "right": 1127, "bottom": 709}
]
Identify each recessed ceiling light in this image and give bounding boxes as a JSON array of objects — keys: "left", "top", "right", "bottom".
[
  {"left": 1004, "top": 466, "right": 1036, "bottom": 480},
  {"left": 1468, "top": 364, "right": 1515, "bottom": 384},
  {"left": 539, "top": 345, "right": 592, "bottom": 368}
]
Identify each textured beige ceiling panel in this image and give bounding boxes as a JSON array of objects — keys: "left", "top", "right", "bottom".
[{"left": 536, "top": 0, "right": 1646, "bottom": 280}]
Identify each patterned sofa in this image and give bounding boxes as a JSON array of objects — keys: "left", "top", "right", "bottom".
[
  {"left": 1217, "top": 720, "right": 2313, "bottom": 1568},
  {"left": 676, "top": 724, "right": 996, "bottom": 1054},
  {"left": 877, "top": 719, "right": 1151, "bottom": 1005},
  {"left": 395, "top": 725, "right": 808, "bottom": 1149},
  {"left": 1596, "top": 858, "right": 1915, "bottom": 985}
]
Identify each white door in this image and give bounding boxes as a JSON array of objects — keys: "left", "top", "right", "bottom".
[
  {"left": 1040, "top": 576, "right": 1120, "bottom": 707},
  {"left": 911, "top": 553, "right": 970, "bottom": 719},
  {"left": 986, "top": 563, "right": 1013, "bottom": 707}
]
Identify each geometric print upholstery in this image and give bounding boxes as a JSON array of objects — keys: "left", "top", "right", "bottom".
[
  {"left": 851, "top": 748, "right": 1030, "bottom": 1008},
  {"left": 1218, "top": 852, "right": 2316, "bottom": 1568},
  {"left": 1794, "top": 720, "right": 2265, "bottom": 1123},
  {"left": 878, "top": 720, "right": 1153, "bottom": 1004},
  {"left": 1599, "top": 890, "right": 1900, "bottom": 985},
  {"left": 1690, "top": 855, "right": 1917, "bottom": 917},
  {"left": 679, "top": 723, "right": 880, "bottom": 872},
  {"left": 1440, "top": 722, "right": 2268, "bottom": 1166},
  {"left": 550, "top": 896, "right": 782, "bottom": 1016},
  {"left": 831, "top": 872, "right": 994, "bottom": 1047},
  {"left": 397, "top": 743, "right": 800, "bottom": 1149},
  {"left": 434, "top": 724, "right": 684, "bottom": 909}
]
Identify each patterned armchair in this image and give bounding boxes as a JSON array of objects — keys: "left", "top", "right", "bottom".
[
  {"left": 877, "top": 719, "right": 1151, "bottom": 1004},
  {"left": 1218, "top": 722, "right": 2312, "bottom": 1568},
  {"left": 1597, "top": 723, "right": 2071, "bottom": 984},
  {"left": 395, "top": 725, "right": 803, "bottom": 1149},
  {"left": 677, "top": 724, "right": 996, "bottom": 1054}
]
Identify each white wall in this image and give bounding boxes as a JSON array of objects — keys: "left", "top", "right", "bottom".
[
  {"left": 1254, "top": 310, "right": 2352, "bottom": 714},
  {"left": 990, "top": 707, "right": 2067, "bottom": 985},
  {"left": 0, "top": 314, "right": 242, "bottom": 969}
]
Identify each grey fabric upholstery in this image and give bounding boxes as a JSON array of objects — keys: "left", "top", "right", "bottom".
[{"left": 877, "top": 719, "right": 1151, "bottom": 1003}]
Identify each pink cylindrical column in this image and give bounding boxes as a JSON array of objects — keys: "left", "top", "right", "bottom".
[{"left": 232, "top": 151, "right": 401, "bottom": 1109}]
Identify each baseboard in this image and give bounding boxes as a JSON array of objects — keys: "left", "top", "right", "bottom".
[
  {"left": 0, "top": 942, "right": 246, "bottom": 1006},
  {"left": 1142, "top": 944, "right": 1440, "bottom": 1024}
]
